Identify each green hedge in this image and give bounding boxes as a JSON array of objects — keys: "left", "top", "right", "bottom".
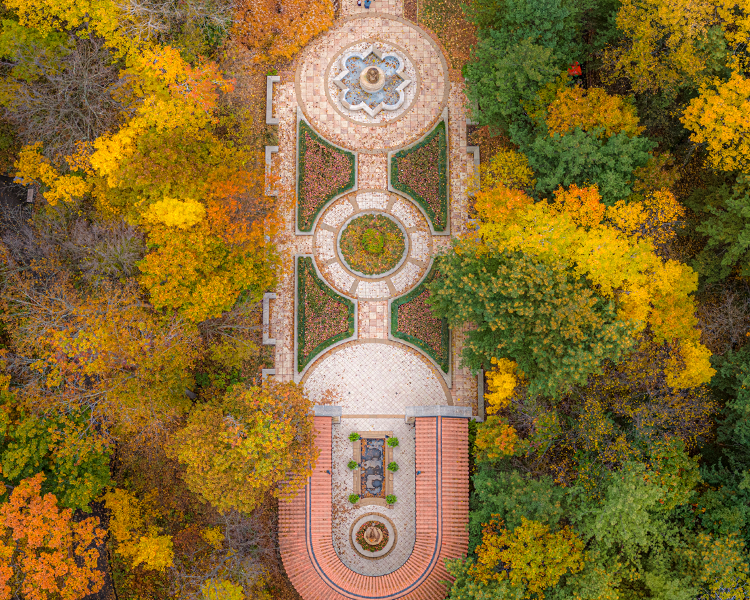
[
  {"left": 391, "top": 266, "right": 450, "bottom": 372},
  {"left": 297, "top": 120, "right": 356, "bottom": 232},
  {"left": 297, "top": 257, "right": 355, "bottom": 371},
  {"left": 390, "top": 120, "right": 448, "bottom": 232}
]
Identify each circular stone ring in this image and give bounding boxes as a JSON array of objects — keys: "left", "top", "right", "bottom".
[{"left": 350, "top": 513, "right": 397, "bottom": 559}]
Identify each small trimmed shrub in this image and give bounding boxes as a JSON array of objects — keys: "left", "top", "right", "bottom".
[
  {"left": 391, "top": 120, "right": 448, "bottom": 231},
  {"left": 348, "top": 460, "right": 359, "bottom": 470},
  {"left": 349, "top": 494, "right": 360, "bottom": 504},
  {"left": 387, "top": 437, "right": 399, "bottom": 448},
  {"left": 387, "top": 462, "right": 399, "bottom": 472},
  {"left": 349, "top": 432, "right": 361, "bottom": 442},
  {"left": 386, "top": 495, "right": 397, "bottom": 505}
]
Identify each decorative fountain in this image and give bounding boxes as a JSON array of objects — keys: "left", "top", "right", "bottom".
[{"left": 334, "top": 44, "right": 412, "bottom": 117}]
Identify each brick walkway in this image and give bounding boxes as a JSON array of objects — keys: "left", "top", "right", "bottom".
[{"left": 269, "top": 9, "right": 475, "bottom": 598}]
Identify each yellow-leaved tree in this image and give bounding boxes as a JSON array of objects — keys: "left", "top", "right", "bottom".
[
  {"left": 10, "top": 3, "right": 279, "bottom": 325},
  {"left": 681, "top": 69, "right": 750, "bottom": 174},
  {"left": 167, "top": 380, "right": 318, "bottom": 515},
  {"left": 102, "top": 487, "right": 174, "bottom": 571},
  {"left": 473, "top": 182, "right": 714, "bottom": 387},
  {"left": 603, "top": 0, "right": 750, "bottom": 94}
]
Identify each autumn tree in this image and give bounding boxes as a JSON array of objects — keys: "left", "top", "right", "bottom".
[
  {"left": 167, "top": 380, "right": 318, "bottom": 515},
  {"left": 7, "top": 5, "right": 280, "bottom": 325},
  {"left": 428, "top": 246, "right": 635, "bottom": 398},
  {"left": 602, "top": 0, "right": 749, "bottom": 95},
  {"left": 0, "top": 390, "right": 112, "bottom": 511},
  {"left": 232, "top": 0, "right": 333, "bottom": 62},
  {"left": 0, "top": 473, "right": 105, "bottom": 600},
  {"left": 470, "top": 517, "right": 585, "bottom": 598},
  {"left": 430, "top": 183, "right": 711, "bottom": 398},
  {"left": 0, "top": 271, "right": 198, "bottom": 437},
  {"left": 102, "top": 486, "right": 175, "bottom": 571},
  {"left": 681, "top": 70, "right": 750, "bottom": 174}
]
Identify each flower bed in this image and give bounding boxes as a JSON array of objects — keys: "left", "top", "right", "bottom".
[
  {"left": 356, "top": 521, "right": 389, "bottom": 552},
  {"left": 339, "top": 214, "right": 406, "bottom": 276},
  {"left": 390, "top": 120, "right": 447, "bottom": 232},
  {"left": 298, "top": 121, "right": 356, "bottom": 231},
  {"left": 297, "top": 257, "right": 355, "bottom": 371},
  {"left": 391, "top": 267, "right": 449, "bottom": 372}
]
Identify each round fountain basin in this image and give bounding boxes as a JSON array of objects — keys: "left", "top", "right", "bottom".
[{"left": 360, "top": 66, "right": 386, "bottom": 93}]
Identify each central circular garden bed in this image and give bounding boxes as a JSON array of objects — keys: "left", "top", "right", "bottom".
[{"left": 338, "top": 213, "right": 407, "bottom": 277}]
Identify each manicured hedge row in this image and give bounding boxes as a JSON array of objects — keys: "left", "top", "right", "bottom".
[
  {"left": 297, "top": 257, "right": 355, "bottom": 371},
  {"left": 297, "top": 120, "right": 356, "bottom": 232},
  {"left": 391, "top": 266, "right": 449, "bottom": 372},
  {"left": 390, "top": 120, "right": 448, "bottom": 232}
]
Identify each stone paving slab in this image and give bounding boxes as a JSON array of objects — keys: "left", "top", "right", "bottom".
[
  {"left": 301, "top": 341, "right": 450, "bottom": 412},
  {"left": 358, "top": 301, "right": 389, "bottom": 338}
]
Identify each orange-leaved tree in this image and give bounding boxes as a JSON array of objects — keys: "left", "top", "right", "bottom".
[
  {"left": 232, "top": 0, "right": 333, "bottom": 62},
  {"left": 1, "top": 272, "right": 198, "bottom": 436},
  {"left": 0, "top": 473, "right": 105, "bottom": 600},
  {"left": 167, "top": 380, "right": 318, "bottom": 515}
]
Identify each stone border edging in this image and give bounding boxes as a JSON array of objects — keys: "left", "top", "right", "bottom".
[
  {"left": 294, "top": 254, "right": 359, "bottom": 383},
  {"left": 324, "top": 39, "right": 422, "bottom": 128},
  {"left": 265, "top": 146, "right": 279, "bottom": 197},
  {"left": 387, "top": 107, "right": 450, "bottom": 236},
  {"left": 296, "top": 108, "right": 359, "bottom": 236},
  {"left": 263, "top": 292, "right": 277, "bottom": 345},
  {"left": 336, "top": 211, "right": 410, "bottom": 279},
  {"left": 266, "top": 75, "right": 280, "bottom": 125},
  {"left": 404, "top": 405, "right": 471, "bottom": 422}
]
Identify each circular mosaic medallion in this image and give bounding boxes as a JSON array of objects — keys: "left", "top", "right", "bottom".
[
  {"left": 350, "top": 513, "right": 397, "bottom": 559},
  {"left": 337, "top": 212, "right": 408, "bottom": 277}
]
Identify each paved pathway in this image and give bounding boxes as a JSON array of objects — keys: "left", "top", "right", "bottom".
[{"left": 269, "top": 6, "right": 475, "bottom": 596}]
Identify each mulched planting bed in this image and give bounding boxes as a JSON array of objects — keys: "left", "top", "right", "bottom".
[
  {"left": 297, "top": 257, "right": 355, "bottom": 371},
  {"left": 356, "top": 521, "right": 389, "bottom": 552},
  {"left": 391, "top": 120, "right": 447, "bottom": 231},
  {"left": 339, "top": 214, "right": 406, "bottom": 276},
  {"left": 298, "top": 120, "right": 355, "bottom": 231},
  {"left": 391, "top": 267, "right": 449, "bottom": 372}
]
